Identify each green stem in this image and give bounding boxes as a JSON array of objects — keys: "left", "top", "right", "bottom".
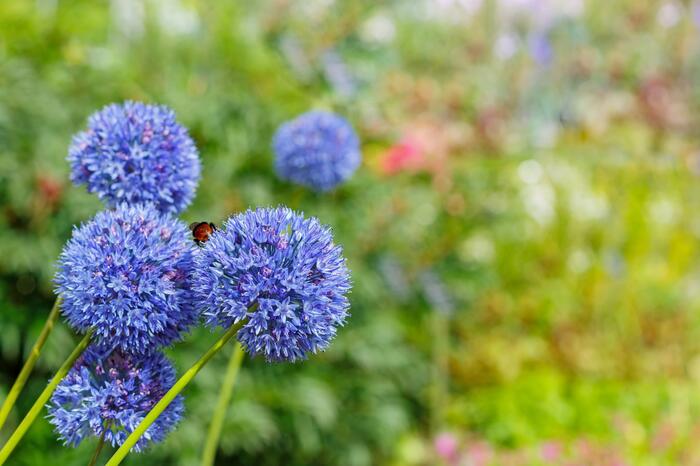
[
  {"left": 87, "top": 420, "right": 111, "bottom": 466},
  {"left": 0, "top": 329, "right": 93, "bottom": 465},
  {"left": 200, "top": 342, "right": 245, "bottom": 466},
  {"left": 0, "top": 297, "right": 62, "bottom": 431},
  {"left": 430, "top": 311, "right": 449, "bottom": 433},
  {"left": 105, "top": 322, "right": 244, "bottom": 466}
]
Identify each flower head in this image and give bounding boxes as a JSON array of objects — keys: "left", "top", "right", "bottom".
[
  {"left": 55, "top": 203, "right": 198, "bottom": 354},
  {"left": 48, "top": 345, "right": 183, "bottom": 452},
  {"left": 273, "top": 111, "right": 361, "bottom": 192},
  {"left": 68, "top": 101, "right": 201, "bottom": 214},
  {"left": 194, "top": 207, "right": 351, "bottom": 362}
]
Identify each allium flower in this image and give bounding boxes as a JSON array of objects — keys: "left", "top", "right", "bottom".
[
  {"left": 48, "top": 346, "right": 183, "bottom": 452},
  {"left": 272, "top": 111, "right": 361, "bottom": 192},
  {"left": 193, "top": 207, "right": 351, "bottom": 362},
  {"left": 55, "top": 203, "right": 198, "bottom": 354},
  {"left": 68, "top": 101, "right": 200, "bottom": 214}
]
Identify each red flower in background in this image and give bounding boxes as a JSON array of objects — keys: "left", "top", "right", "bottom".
[
  {"left": 380, "top": 137, "right": 424, "bottom": 175},
  {"left": 37, "top": 175, "right": 63, "bottom": 207},
  {"left": 379, "top": 120, "right": 463, "bottom": 188}
]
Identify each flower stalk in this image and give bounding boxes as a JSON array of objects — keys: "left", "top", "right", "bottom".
[
  {"left": 87, "top": 420, "right": 111, "bottom": 466},
  {"left": 0, "top": 297, "right": 62, "bottom": 431},
  {"left": 0, "top": 329, "right": 93, "bottom": 465},
  {"left": 105, "top": 320, "right": 245, "bottom": 466},
  {"left": 200, "top": 341, "right": 245, "bottom": 466}
]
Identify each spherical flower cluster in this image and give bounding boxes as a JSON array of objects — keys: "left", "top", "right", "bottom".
[
  {"left": 193, "top": 207, "right": 351, "bottom": 362},
  {"left": 47, "top": 345, "right": 183, "bottom": 452},
  {"left": 55, "top": 203, "right": 198, "bottom": 354},
  {"left": 273, "top": 110, "right": 361, "bottom": 192},
  {"left": 68, "top": 101, "right": 201, "bottom": 214}
]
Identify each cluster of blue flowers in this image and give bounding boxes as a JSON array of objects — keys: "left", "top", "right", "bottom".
[
  {"left": 52, "top": 102, "right": 201, "bottom": 450},
  {"left": 55, "top": 204, "right": 198, "bottom": 355},
  {"left": 194, "top": 206, "right": 351, "bottom": 362},
  {"left": 50, "top": 102, "right": 356, "bottom": 452},
  {"left": 68, "top": 101, "right": 201, "bottom": 214},
  {"left": 48, "top": 346, "right": 183, "bottom": 452}
]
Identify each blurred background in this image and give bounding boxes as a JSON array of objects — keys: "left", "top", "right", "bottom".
[{"left": 2, "top": 0, "right": 700, "bottom": 464}]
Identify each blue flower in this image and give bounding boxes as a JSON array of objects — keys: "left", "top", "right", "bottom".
[
  {"left": 55, "top": 204, "right": 198, "bottom": 354},
  {"left": 47, "top": 345, "right": 183, "bottom": 452},
  {"left": 68, "top": 101, "right": 201, "bottom": 214},
  {"left": 528, "top": 31, "right": 553, "bottom": 66},
  {"left": 273, "top": 111, "right": 361, "bottom": 192},
  {"left": 193, "top": 207, "right": 351, "bottom": 362}
]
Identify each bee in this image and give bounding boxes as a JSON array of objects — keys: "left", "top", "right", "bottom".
[{"left": 189, "top": 222, "right": 217, "bottom": 245}]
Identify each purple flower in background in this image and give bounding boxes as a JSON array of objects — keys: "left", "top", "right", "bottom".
[
  {"left": 378, "top": 255, "right": 411, "bottom": 302},
  {"left": 193, "top": 207, "right": 351, "bottom": 362},
  {"left": 273, "top": 111, "right": 361, "bottom": 192},
  {"left": 693, "top": 1, "right": 700, "bottom": 28},
  {"left": 279, "top": 35, "right": 313, "bottom": 81},
  {"left": 55, "top": 204, "right": 198, "bottom": 354},
  {"left": 420, "top": 270, "right": 455, "bottom": 315},
  {"left": 47, "top": 346, "right": 183, "bottom": 452},
  {"left": 528, "top": 31, "right": 553, "bottom": 66},
  {"left": 321, "top": 49, "right": 357, "bottom": 99},
  {"left": 68, "top": 101, "right": 200, "bottom": 214}
]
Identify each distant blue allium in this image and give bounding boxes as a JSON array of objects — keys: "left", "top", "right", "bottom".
[
  {"left": 321, "top": 50, "right": 357, "bottom": 99},
  {"left": 528, "top": 31, "right": 553, "bottom": 66},
  {"left": 55, "top": 203, "right": 198, "bottom": 354},
  {"left": 47, "top": 346, "right": 183, "bottom": 452},
  {"left": 273, "top": 111, "right": 361, "bottom": 192},
  {"left": 193, "top": 206, "right": 351, "bottom": 362},
  {"left": 68, "top": 101, "right": 201, "bottom": 214}
]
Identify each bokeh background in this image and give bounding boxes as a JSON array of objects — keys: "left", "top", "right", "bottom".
[{"left": 2, "top": 0, "right": 700, "bottom": 465}]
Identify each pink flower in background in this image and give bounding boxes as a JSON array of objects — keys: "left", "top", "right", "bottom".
[
  {"left": 381, "top": 137, "right": 424, "bottom": 175},
  {"left": 463, "top": 440, "right": 494, "bottom": 466},
  {"left": 434, "top": 432, "right": 460, "bottom": 464},
  {"left": 540, "top": 441, "right": 563, "bottom": 462},
  {"left": 574, "top": 439, "right": 594, "bottom": 459},
  {"left": 379, "top": 119, "right": 461, "bottom": 185},
  {"left": 651, "top": 421, "right": 675, "bottom": 452}
]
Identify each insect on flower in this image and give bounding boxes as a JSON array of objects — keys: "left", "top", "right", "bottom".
[
  {"left": 192, "top": 207, "right": 351, "bottom": 362},
  {"left": 190, "top": 222, "right": 217, "bottom": 245}
]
